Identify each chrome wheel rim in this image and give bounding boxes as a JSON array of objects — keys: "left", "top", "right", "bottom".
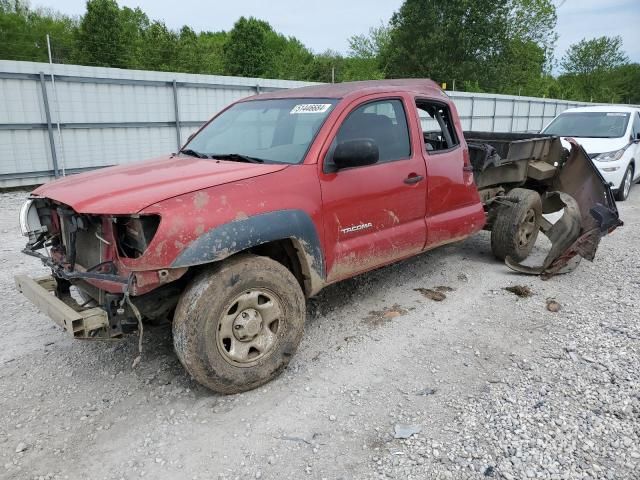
[{"left": 216, "top": 289, "right": 282, "bottom": 366}]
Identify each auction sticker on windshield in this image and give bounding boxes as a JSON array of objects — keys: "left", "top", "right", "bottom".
[{"left": 290, "top": 104, "right": 332, "bottom": 114}]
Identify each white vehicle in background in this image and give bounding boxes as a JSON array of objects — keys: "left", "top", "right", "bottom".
[{"left": 541, "top": 106, "right": 640, "bottom": 201}]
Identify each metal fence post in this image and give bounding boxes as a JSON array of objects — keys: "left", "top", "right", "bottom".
[
  {"left": 525, "top": 100, "right": 532, "bottom": 133},
  {"left": 491, "top": 98, "right": 497, "bottom": 132},
  {"left": 510, "top": 99, "right": 516, "bottom": 132},
  {"left": 172, "top": 80, "right": 182, "bottom": 150},
  {"left": 255, "top": 84, "right": 261, "bottom": 94},
  {"left": 39, "top": 72, "right": 59, "bottom": 178},
  {"left": 470, "top": 96, "right": 475, "bottom": 131}
]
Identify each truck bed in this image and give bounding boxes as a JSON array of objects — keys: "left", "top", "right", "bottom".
[{"left": 464, "top": 131, "right": 565, "bottom": 189}]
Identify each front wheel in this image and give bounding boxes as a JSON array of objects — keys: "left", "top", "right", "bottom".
[
  {"left": 172, "top": 254, "right": 305, "bottom": 394},
  {"left": 615, "top": 165, "right": 633, "bottom": 202}
]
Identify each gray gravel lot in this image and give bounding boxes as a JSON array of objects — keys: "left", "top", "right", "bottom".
[{"left": 0, "top": 189, "right": 638, "bottom": 480}]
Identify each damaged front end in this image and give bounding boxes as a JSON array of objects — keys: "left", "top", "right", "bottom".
[
  {"left": 506, "top": 138, "right": 623, "bottom": 277},
  {"left": 16, "top": 199, "right": 183, "bottom": 339}
]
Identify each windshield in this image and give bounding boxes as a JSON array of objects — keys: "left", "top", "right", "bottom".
[
  {"left": 542, "top": 111, "right": 630, "bottom": 138},
  {"left": 184, "top": 98, "right": 338, "bottom": 164}
]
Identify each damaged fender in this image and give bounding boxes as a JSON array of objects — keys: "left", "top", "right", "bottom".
[
  {"left": 506, "top": 138, "right": 623, "bottom": 277},
  {"left": 171, "top": 209, "right": 325, "bottom": 292}
]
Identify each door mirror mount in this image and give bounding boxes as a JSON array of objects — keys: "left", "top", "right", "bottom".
[{"left": 333, "top": 138, "right": 379, "bottom": 170}]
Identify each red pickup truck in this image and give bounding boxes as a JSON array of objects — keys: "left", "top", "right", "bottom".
[{"left": 15, "top": 79, "right": 620, "bottom": 393}]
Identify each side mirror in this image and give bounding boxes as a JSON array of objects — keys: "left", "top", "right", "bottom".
[{"left": 333, "top": 138, "right": 379, "bottom": 169}]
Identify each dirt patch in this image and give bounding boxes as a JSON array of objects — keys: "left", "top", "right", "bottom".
[
  {"left": 504, "top": 285, "right": 533, "bottom": 298},
  {"left": 434, "top": 285, "right": 454, "bottom": 292},
  {"left": 414, "top": 285, "right": 454, "bottom": 301},
  {"left": 193, "top": 191, "right": 209, "bottom": 210},
  {"left": 363, "top": 304, "right": 408, "bottom": 327}
]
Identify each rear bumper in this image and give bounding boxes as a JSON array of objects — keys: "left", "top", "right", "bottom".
[{"left": 14, "top": 274, "right": 110, "bottom": 339}]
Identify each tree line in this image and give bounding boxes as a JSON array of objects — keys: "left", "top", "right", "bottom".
[{"left": 1, "top": 0, "right": 638, "bottom": 104}]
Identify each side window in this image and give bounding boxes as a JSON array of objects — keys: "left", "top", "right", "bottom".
[
  {"left": 632, "top": 112, "right": 640, "bottom": 140},
  {"left": 335, "top": 99, "right": 411, "bottom": 163},
  {"left": 416, "top": 100, "right": 459, "bottom": 152}
]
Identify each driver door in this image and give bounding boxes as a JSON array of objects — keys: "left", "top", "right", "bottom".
[{"left": 319, "top": 96, "right": 428, "bottom": 282}]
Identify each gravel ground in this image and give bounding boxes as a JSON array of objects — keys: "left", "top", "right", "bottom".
[{"left": 0, "top": 189, "right": 638, "bottom": 480}]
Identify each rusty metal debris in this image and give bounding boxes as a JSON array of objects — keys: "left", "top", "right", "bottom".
[{"left": 506, "top": 139, "right": 623, "bottom": 278}]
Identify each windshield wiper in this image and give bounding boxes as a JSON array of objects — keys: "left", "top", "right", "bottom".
[
  {"left": 179, "top": 148, "right": 209, "bottom": 159},
  {"left": 210, "top": 153, "right": 265, "bottom": 163}
]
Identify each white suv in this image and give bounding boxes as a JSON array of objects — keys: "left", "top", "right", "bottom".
[{"left": 542, "top": 105, "right": 640, "bottom": 201}]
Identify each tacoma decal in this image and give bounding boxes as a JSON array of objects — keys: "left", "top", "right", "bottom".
[{"left": 340, "top": 222, "right": 373, "bottom": 234}]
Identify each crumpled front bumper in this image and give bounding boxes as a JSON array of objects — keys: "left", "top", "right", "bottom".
[
  {"left": 14, "top": 274, "right": 112, "bottom": 339},
  {"left": 506, "top": 138, "right": 623, "bottom": 277}
]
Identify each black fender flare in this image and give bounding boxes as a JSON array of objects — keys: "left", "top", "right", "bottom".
[{"left": 171, "top": 209, "right": 325, "bottom": 292}]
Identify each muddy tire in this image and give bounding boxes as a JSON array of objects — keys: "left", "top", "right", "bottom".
[
  {"left": 172, "top": 254, "right": 305, "bottom": 394},
  {"left": 615, "top": 164, "right": 633, "bottom": 202},
  {"left": 491, "top": 188, "right": 542, "bottom": 262}
]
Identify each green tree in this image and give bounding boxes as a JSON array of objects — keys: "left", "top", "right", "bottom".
[
  {"left": 197, "top": 31, "right": 227, "bottom": 75},
  {"left": 139, "top": 20, "right": 178, "bottom": 71},
  {"left": 75, "top": 0, "right": 127, "bottom": 67},
  {"left": 560, "top": 36, "right": 629, "bottom": 101},
  {"left": 494, "top": 0, "right": 557, "bottom": 96},
  {"left": 0, "top": 1, "right": 77, "bottom": 63},
  {"left": 119, "top": 6, "right": 149, "bottom": 69},
  {"left": 223, "top": 16, "right": 271, "bottom": 77},
  {"left": 381, "top": 0, "right": 510, "bottom": 88},
  {"left": 176, "top": 25, "right": 198, "bottom": 73},
  {"left": 345, "top": 22, "right": 390, "bottom": 80},
  {"left": 266, "top": 36, "right": 314, "bottom": 80},
  {"left": 610, "top": 63, "right": 640, "bottom": 104},
  {"left": 306, "top": 50, "right": 345, "bottom": 83},
  {"left": 507, "top": 0, "right": 557, "bottom": 71},
  {"left": 348, "top": 23, "right": 390, "bottom": 60}
]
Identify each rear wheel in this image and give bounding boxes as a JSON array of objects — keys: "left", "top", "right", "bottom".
[
  {"left": 491, "top": 188, "right": 542, "bottom": 262},
  {"left": 615, "top": 165, "right": 633, "bottom": 201},
  {"left": 172, "top": 254, "right": 305, "bottom": 394}
]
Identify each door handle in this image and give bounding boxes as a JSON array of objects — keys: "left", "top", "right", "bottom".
[{"left": 404, "top": 174, "right": 424, "bottom": 185}]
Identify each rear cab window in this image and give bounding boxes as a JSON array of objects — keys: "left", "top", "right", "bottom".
[{"left": 415, "top": 100, "right": 460, "bottom": 152}]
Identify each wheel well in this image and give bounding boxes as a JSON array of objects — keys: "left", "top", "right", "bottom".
[{"left": 247, "top": 239, "right": 310, "bottom": 296}]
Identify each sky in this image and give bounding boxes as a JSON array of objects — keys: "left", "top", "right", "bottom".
[{"left": 33, "top": 0, "right": 640, "bottom": 65}]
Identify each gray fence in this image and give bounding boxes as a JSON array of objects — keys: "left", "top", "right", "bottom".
[{"left": 0, "top": 60, "right": 593, "bottom": 188}]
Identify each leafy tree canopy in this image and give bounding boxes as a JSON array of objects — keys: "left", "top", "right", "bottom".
[{"left": 0, "top": 0, "right": 637, "bottom": 103}]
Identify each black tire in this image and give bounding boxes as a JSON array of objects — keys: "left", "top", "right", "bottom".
[
  {"left": 172, "top": 254, "right": 305, "bottom": 394},
  {"left": 614, "top": 165, "right": 633, "bottom": 202},
  {"left": 491, "top": 188, "right": 542, "bottom": 262}
]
